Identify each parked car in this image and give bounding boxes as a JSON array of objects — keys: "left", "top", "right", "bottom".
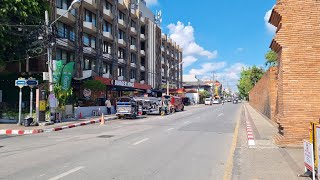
[
  {"left": 204, "top": 98, "right": 213, "bottom": 105},
  {"left": 116, "top": 97, "right": 143, "bottom": 119},
  {"left": 213, "top": 99, "right": 220, "bottom": 104}
]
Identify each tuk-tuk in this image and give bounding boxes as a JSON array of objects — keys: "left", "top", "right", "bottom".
[
  {"left": 135, "top": 97, "right": 170, "bottom": 115},
  {"left": 116, "top": 97, "right": 143, "bottom": 119}
]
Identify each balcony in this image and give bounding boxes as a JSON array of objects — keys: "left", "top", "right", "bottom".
[
  {"left": 161, "top": 46, "right": 164, "bottom": 52},
  {"left": 102, "top": 53, "right": 112, "bottom": 59},
  {"left": 83, "top": 21, "right": 97, "bottom": 34},
  {"left": 130, "top": 45, "right": 137, "bottom": 51},
  {"left": 130, "top": 63, "right": 136, "bottom": 68},
  {"left": 118, "top": 58, "right": 125, "bottom": 64},
  {"left": 140, "top": 80, "right": 145, "bottom": 84},
  {"left": 83, "top": 47, "right": 96, "bottom": 55},
  {"left": 103, "top": 31, "right": 113, "bottom": 41},
  {"left": 102, "top": 73, "right": 111, "bottom": 78},
  {"left": 167, "top": 50, "right": 170, "bottom": 55},
  {"left": 118, "top": 0, "right": 127, "bottom": 10},
  {"left": 118, "top": 39, "right": 126, "bottom": 47},
  {"left": 130, "top": 27, "right": 137, "bottom": 35},
  {"left": 131, "top": 9, "right": 138, "bottom": 19},
  {"left": 140, "top": 34, "right": 145, "bottom": 41},
  {"left": 118, "top": 19, "right": 126, "bottom": 29},
  {"left": 161, "top": 58, "right": 165, "bottom": 64},
  {"left": 74, "top": 70, "right": 93, "bottom": 80},
  {"left": 130, "top": 78, "right": 135, "bottom": 83},
  {"left": 103, "top": 9, "right": 113, "bottom": 21},
  {"left": 140, "top": 50, "right": 145, "bottom": 56},
  {"left": 56, "top": 8, "right": 75, "bottom": 25},
  {"left": 118, "top": 76, "right": 124, "bottom": 80},
  {"left": 57, "top": 38, "right": 74, "bottom": 48},
  {"left": 83, "top": 0, "right": 98, "bottom": 12},
  {"left": 140, "top": 16, "right": 145, "bottom": 25},
  {"left": 161, "top": 72, "right": 165, "bottom": 76},
  {"left": 140, "top": 66, "right": 145, "bottom": 71}
]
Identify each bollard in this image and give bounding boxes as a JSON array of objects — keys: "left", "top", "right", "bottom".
[{"left": 100, "top": 113, "right": 105, "bottom": 125}]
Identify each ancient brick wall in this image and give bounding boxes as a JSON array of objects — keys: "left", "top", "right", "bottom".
[{"left": 249, "top": 67, "right": 278, "bottom": 122}]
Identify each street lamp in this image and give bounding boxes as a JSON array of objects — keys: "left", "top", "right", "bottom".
[
  {"left": 45, "top": 0, "right": 81, "bottom": 121},
  {"left": 167, "top": 61, "right": 183, "bottom": 95}
]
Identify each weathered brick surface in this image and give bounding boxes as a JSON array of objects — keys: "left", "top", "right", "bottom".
[
  {"left": 268, "top": 0, "right": 320, "bottom": 145},
  {"left": 249, "top": 67, "right": 278, "bottom": 122}
]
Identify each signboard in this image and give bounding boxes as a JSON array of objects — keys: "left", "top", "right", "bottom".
[
  {"left": 304, "top": 140, "right": 315, "bottom": 179},
  {"left": 83, "top": 88, "right": 92, "bottom": 99},
  {"left": 60, "top": 62, "right": 75, "bottom": 91},
  {"left": 48, "top": 94, "right": 57, "bottom": 108},
  {"left": 27, "top": 79, "right": 38, "bottom": 87},
  {"left": 39, "top": 100, "right": 46, "bottom": 111},
  {"left": 15, "top": 79, "right": 27, "bottom": 88},
  {"left": 53, "top": 60, "right": 64, "bottom": 83},
  {"left": 114, "top": 80, "right": 134, "bottom": 88}
]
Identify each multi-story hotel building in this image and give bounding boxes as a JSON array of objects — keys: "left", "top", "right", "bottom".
[{"left": 52, "top": 0, "right": 182, "bottom": 95}]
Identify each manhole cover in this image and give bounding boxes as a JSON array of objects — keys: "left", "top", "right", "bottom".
[{"left": 97, "top": 135, "right": 114, "bottom": 138}]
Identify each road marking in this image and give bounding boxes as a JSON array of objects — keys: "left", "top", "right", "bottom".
[
  {"left": 49, "top": 166, "right": 84, "bottom": 180},
  {"left": 183, "top": 121, "right": 191, "bottom": 125},
  {"left": 112, "top": 125, "right": 122, "bottom": 129},
  {"left": 56, "top": 137, "right": 76, "bottom": 142},
  {"left": 222, "top": 108, "right": 241, "bottom": 180},
  {"left": 133, "top": 138, "right": 149, "bottom": 145},
  {"left": 217, "top": 113, "right": 224, "bottom": 117},
  {"left": 167, "top": 128, "right": 175, "bottom": 131}
]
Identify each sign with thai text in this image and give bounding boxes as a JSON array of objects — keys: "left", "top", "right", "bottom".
[{"left": 114, "top": 80, "right": 134, "bottom": 87}]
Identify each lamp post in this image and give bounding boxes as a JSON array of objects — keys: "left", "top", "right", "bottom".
[
  {"left": 45, "top": 0, "right": 81, "bottom": 121},
  {"left": 167, "top": 62, "right": 183, "bottom": 95}
]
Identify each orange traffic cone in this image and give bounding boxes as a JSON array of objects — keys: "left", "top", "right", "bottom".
[{"left": 100, "top": 113, "right": 105, "bottom": 125}]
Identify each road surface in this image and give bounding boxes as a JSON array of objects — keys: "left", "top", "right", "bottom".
[{"left": 0, "top": 103, "right": 241, "bottom": 180}]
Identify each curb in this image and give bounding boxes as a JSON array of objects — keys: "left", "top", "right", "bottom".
[
  {"left": 0, "top": 117, "right": 117, "bottom": 135},
  {"left": 244, "top": 105, "right": 255, "bottom": 146}
]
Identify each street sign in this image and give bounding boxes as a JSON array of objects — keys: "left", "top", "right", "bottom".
[
  {"left": 15, "top": 79, "right": 27, "bottom": 88},
  {"left": 304, "top": 140, "right": 315, "bottom": 180},
  {"left": 27, "top": 79, "right": 38, "bottom": 87}
]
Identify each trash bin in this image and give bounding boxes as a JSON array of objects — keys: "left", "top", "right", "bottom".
[{"left": 24, "top": 118, "right": 33, "bottom": 127}]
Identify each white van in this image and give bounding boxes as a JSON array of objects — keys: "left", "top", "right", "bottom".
[{"left": 204, "top": 98, "right": 213, "bottom": 105}]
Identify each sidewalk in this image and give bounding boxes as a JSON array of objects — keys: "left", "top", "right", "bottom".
[
  {"left": 232, "top": 103, "right": 307, "bottom": 180},
  {"left": 0, "top": 115, "right": 117, "bottom": 135}
]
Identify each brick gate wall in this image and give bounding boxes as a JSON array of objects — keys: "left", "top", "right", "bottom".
[{"left": 249, "top": 67, "right": 278, "bottom": 122}]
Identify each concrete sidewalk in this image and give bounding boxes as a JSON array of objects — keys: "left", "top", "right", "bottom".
[
  {"left": 232, "top": 103, "right": 307, "bottom": 179},
  {"left": 0, "top": 115, "right": 117, "bottom": 135}
]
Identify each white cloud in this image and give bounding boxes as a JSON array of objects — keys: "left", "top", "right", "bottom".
[
  {"left": 189, "top": 62, "right": 227, "bottom": 76},
  {"left": 145, "top": 0, "right": 158, "bottom": 7},
  {"left": 167, "top": 21, "right": 218, "bottom": 67},
  {"left": 264, "top": 8, "right": 276, "bottom": 33}
]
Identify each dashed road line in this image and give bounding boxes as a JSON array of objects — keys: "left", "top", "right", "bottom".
[
  {"left": 133, "top": 138, "right": 149, "bottom": 145},
  {"left": 167, "top": 128, "right": 175, "bottom": 131},
  {"left": 49, "top": 166, "right": 84, "bottom": 180}
]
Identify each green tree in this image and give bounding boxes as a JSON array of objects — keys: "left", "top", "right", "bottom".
[
  {"left": 83, "top": 80, "right": 106, "bottom": 100},
  {"left": 265, "top": 50, "right": 278, "bottom": 67},
  {"left": 237, "top": 66, "right": 265, "bottom": 100},
  {"left": 199, "top": 90, "right": 211, "bottom": 104},
  {"left": 0, "top": 0, "right": 48, "bottom": 70}
]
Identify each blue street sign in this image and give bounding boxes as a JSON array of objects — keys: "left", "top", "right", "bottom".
[
  {"left": 15, "top": 80, "right": 27, "bottom": 87},
  {"left": 27, "top": 80, "right": 38, "bottom": 86}
]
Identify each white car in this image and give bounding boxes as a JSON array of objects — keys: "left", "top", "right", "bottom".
[
  {"left": 204, "top": 98, "right": 213, "bottom": 105},
  {"left": 213, "top": 99, "right": 220, "bottom": 104}
]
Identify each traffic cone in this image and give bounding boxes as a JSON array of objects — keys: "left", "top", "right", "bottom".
[{"left": 100, "top": 113, "right": 105, "bottom": 125}]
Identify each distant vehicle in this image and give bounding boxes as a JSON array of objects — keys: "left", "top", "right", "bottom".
[
  {"left": 182, "top": 97, "right": 191, "bottom": 106},
  {"left": 169, "top": 96, "right": 184, "bottom": 112},
  {"left": 116, "top": 97, "right": 142, "bottom": 119},
  {"left": 204, "top": 98, "right": 213, "bottom": 105},
  {"left": 238, "top": 99, "right": 242, "bottom": 103},
  {"left": 213, "top": 99, "right": 220, "bottom": 104},
  {"left": 233, "top": 99, "right": 238, "bottom": 104},
  {"left": 228, "top": 99, "right": 232, "bottom": 102}
]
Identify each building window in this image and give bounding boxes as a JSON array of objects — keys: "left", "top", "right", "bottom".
[
  {"left": 103, "top": 21, "right": 112, "bottom": 32},
  {"left": 118, "top": 30, "right": 125, "bottom": 39},
  {"left": 141, "top": 57, "right": 145, "bottom": 66},
  {"left": 130, "top": 37, "right": 136, "bottom": 46},
  {"left": 83, "top": 33, "right": 96, "bottom": 49},
  {"left": 119, "top": 11, "right": 125, "bottom": 20},
  {"left": 91, "top": 60, "right": 96, "bottom": 71},
  {"left": 130, "top": 69, "right": 136, "bottom": 79},
  {"left": 118, "top": 66, "right": 124, "bottom": 76},
  {"left": 57, "top": 22, "right": 75, "bottom": 41},
  {"left": 131, "top": 53, "right": 136, "bottom": 64},
  {"left": 104, "top": 0, "right": 112, "bottom": 10},
  {"left": 84, "top": 59, "right": 90, "bottom": 70},
  {"left": 84, "top": 9, "right": 97, "bottom": 27},
  {"left": 103, "top": 63, "right": 111, "bottom": 74},
  {"left": 140, "top": 72, "right": 145, "bottom": 81},
  {"left": 56, "top": 0, "right": 68, "bottom": 9},
  {"left": 103, "top": 42, "right": 112, "bottom": 54},
  {"left": 118, "top": 48, "right": 125, "bottom": 59},
  {"left": 131, "top": 20, "right": 136, "bottom": 29},
  {"left": 56, "top": 48, "right": 75, "bottom": 62}
]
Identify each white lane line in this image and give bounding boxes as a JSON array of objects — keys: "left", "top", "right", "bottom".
[
  {"left": 112, "top": 125, "right": 123, "bottom": 129},
  {"left": 56, "top": 137, "right": 76, "bottom": 142},
  {"left": 183, "top": 121, "right": 191, "bottom": 125},
  {"left": 167, "top": 128, "right": 175, "bottom": 131},
  {"left": 49, "top": 166, "right": 84, "bottom": 180},
  {"left": 217, "top": 113, "right": 224, "bottom": 117},
  {"left": 133, "top": 138, "right": 149, "bottom": 145}
]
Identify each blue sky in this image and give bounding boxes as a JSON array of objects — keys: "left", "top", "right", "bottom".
[{"left": 146, "top": 0, "right": 276, "bottom": 90}]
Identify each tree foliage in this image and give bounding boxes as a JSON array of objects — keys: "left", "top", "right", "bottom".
[
  {"left": 54, "top": 85, "right": 73, "bottom": 109},
  {"left": 83, "top": 80, "right": 106, "bottom": 92},
  {"left": 0, "top": 0, "right": 48, "bottom": 68},
  {"left": 199, "top": 90, "right": 211, "bottom": 104},
  {"left": 265, "top": 50, "right": 278, "bottom": 67},
  {"left": 238, "top": 66, "right": 265, "bottom": 100}
]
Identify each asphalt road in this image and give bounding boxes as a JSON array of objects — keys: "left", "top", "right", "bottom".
[{"left": 0, "top": 103, "right": 242, "bottom": 180}]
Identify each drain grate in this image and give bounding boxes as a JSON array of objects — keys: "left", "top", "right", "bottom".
[{"left": 97, "top": 135, "right": 114, "bottom": 138}]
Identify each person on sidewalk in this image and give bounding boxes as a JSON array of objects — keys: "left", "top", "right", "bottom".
[{"left": 105, "top": 99, "right": 112, "bottom": 115}]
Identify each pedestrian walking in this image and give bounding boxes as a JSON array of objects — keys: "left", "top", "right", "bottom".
[{"left": 105, "top": 99, "right": 112, "bottom": 115}]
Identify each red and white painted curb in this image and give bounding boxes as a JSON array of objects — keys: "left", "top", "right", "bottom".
[
  {"left": 245, "top": 120, "right": 255, "bottom": 146},
  {"left": 0, "top": 117, "right": 115, "bottom": 135}
]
